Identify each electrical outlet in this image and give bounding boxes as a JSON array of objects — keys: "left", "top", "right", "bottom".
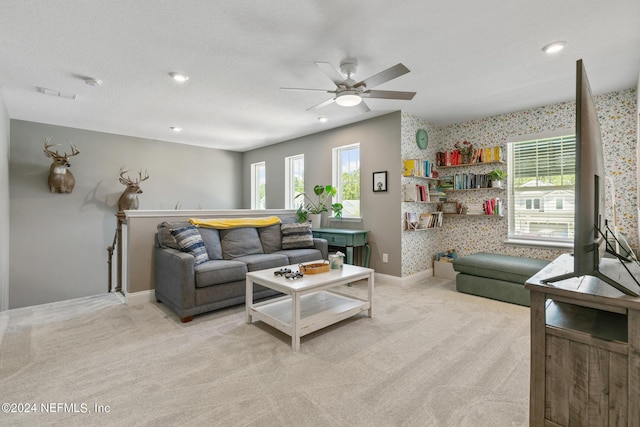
[{"left": 382, "top": 253, "right": 389, "bottom": 263}]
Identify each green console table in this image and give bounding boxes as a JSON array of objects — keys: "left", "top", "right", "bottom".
[{"left": 311, "top": 228, "right": 370, "bottom": 268}]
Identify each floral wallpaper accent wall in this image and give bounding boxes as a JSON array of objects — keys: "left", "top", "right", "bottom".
[
  {"left": 401, "top": 88, "right": 637, "bottom": 277},
  {"left": 400, "top": 113, "right": 442, "bottom": 276}
]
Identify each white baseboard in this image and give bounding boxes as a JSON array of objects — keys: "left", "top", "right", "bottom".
[
  {"left": 375, "top": 269, "right": 434, "bottom": 288},
  {"left": 125, "top": 289, "right": 155, "bottom": 305}
]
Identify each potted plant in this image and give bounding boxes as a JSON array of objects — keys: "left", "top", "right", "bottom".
[
  {"left": 295, "top": 185, "right": 343, "bottom": 227},
  {"left": 488, "top": 169, "right": 507, "bottom": 188}
]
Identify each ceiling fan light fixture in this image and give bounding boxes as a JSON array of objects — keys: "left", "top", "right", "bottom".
[{"left": 335, "top": 91, "right": 362, "bottom": 107}]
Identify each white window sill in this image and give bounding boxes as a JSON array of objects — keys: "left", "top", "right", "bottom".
[
  {"left": 504, "top": 238, "right": 573, "bottom": 251},
  {"left": 328, "top": 217, "right": 362, "bottom": 223}
]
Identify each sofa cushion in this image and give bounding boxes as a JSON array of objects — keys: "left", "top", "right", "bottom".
[
  {"left": 259, "top": 223, "right": 282, "bottom": 253},
  {"left": 281, "top": 223, "right": 314, "bottom": 249},
  {"left": 233, "top": 253, "right": 289, "bottom": 272},
  {"left": 194, "top": 260, "right": 247, "bottom": 288},
  {"left": 456, "top": 273, "right": 531, "bottom": 306},
  {"left": 275, "top": 248, "right": 323, "bottom": 265},
  {"left": 170, "top": 225, "right": 210, "bottom": 265},
  {"left": 198, "top": 227, "right": 223, "bottom": 260},
  {"left": 157, "top": 221, "right": 192, "bottom": 249},
  {"left": 219, "top": 227, "right": 264, "bottom": 259},
  {"left": 453, "top": 252, "right": 550, "bottom": 284}
]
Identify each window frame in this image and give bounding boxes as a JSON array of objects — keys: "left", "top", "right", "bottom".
[
  {"left": 250, "top": 161, "right": 266, "bottom": 210},
  {"left": 332, "top": 143, "right": 361, "bottom": 219},
  {"left": 285, "top": 154, "right": 304, "bottom": 210},
  {"left": 506, "top": 129, "right": 575, "bottom": 248}
]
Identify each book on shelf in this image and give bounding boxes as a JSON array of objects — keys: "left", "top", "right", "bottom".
[
  {"left": 483, "top": 197, "right": 504, "bottom": 216},
  {"left": 403, "top": 159, "right": 419, "bottom": 177},
  {"left": 439, "top": 175, "right": 454, "bottom": 189},
  {"left": 429, "top": 189, "right": 447, "bottom": 201},
  {"left": 466, "top": 203, "right": 486, "bottom": 215},
  {"left": 452, "top": 173, "right": 490, "bottom": 189},
  {"left": 405, "top": 212, "right": 419, "bottom": 230},
  {"left": 402, "top": 183, "right": 417, "bottom": 202},
  {"left": 418, "top": 212, "right": 443, "bottom": 229},
  {"left": 402, "top": 183, "right": 431, "bottom": 202},
  {"left": 436, "top": 145, "right": 503, "bottom": 166},
  {"left": 482, "top": 147, "right": 493, "bottom": 163},
  {"left": 493, "top": 146, "right": 502, "bottom": 162},
  {"left": 403, "top": 158, "right": 435, "bottom": 178},
  {"left": 419, "top": 184, "right": 429, "bottom": 202}
]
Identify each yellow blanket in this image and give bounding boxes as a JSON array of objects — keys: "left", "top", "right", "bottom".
[{"left": 189, "top": 216, "right": 281, "bottom": 229}]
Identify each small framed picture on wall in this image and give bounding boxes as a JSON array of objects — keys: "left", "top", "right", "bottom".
[{"left": 373, "top": 171, "right": 387, "bottom": 192}]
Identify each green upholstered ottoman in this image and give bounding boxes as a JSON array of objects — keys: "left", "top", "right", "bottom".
[{"left": 452, "top": 252, "right": 550, "bottom": 306}]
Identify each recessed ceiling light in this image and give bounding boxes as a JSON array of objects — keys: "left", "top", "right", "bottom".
[
  {"left": 169, "top": 72, "right": 189, "bottom": 83},
  {"left": 318, "top": 117, "right": 328, "bottom": 123},
  {"left": 542, "top": 41, "right": 567, "bottom": 54},
  {"left": 170, "top": 126, "right": 182, "bottom": 132}
]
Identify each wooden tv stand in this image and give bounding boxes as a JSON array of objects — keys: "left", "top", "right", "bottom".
[{"left": 525, "top": 253, "right": 640, "bottom": 426}]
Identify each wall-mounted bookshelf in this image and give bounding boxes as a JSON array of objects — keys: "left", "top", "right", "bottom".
[{"left": 404, "top": 211, "right": 443, "bottom": 231}]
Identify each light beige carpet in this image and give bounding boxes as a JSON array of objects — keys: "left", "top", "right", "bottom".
[{"left": 0, "top": 278, "right": 530, "bottom": 426}]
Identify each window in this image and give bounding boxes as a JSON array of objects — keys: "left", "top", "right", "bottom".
[
  {"left": 332, "top": 143, "right": 360, "bottom": 218},
  {"left": 285, "top": 154, "right": 304, "bottom": 209},
  {"left": 508, "top": 132, "right": 575, "bottom": 244},
  {"left": 251, "top": 161, "right": 266, "bottom": 209},
  {"left": 525, "top": 198, "right": 542, "bottom": 210}
]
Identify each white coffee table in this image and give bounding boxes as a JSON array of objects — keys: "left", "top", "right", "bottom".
[{"left": 245, "top": 262, "right": 374, "bottom": 351}]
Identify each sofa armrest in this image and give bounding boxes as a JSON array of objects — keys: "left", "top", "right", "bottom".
[
  {"left": 154, "top": 247, "right": 196, "bottom": 312},
  {"left": 313, "top": 238, "right": 328, "bottom": 260}
]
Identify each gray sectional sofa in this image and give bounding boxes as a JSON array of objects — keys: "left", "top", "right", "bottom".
[
  {"left": 453, "top": 252, "right": 550, "bottom": 306},
  {"left": 154, "top": 218, "right": 328, "bottom": 322}
]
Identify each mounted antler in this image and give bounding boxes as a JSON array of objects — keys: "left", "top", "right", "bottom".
[
  {"left": 43, "top": 137, "right": 80, "bottom": 193},
  {"left": 117, "top": 166, "right": 150, "bottom": 211}
]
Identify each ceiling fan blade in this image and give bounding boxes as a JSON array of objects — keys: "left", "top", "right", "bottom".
[
  {"left": 355, "top": 100, "right": 371, "bottom": 113},
  {"left": 306, "top": 97, "right": 336, "bottom": 111},
  {"left": 314, "top": 62, "right": 345, "bottom": 87},
  {"left": 362, "top": 90, "right": 416, "bottom": 100},
  {"left": 354, "top": 63, "right": 410, "bottom": 89},
  {"left": 280, "top": 87, "right": 336, "bottom": 93}
]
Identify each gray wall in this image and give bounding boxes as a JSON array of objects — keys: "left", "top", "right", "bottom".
[
  {"left": 242, "top": 112, "right": 403, "bottom": 276},
  {"left": 9, "top": 121, "right": 242, "bottom": 308},
  {"left": 0, "top": 95, "right": 9, "bottom": 311}
]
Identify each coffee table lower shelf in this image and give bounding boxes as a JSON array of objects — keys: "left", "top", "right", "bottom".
[{"left": 249, "top": 291, "right": 369, "bottom": 345}]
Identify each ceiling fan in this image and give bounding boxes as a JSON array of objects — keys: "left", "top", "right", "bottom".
[{"left": 281, "top": 58, "right": 416, "bottom": 112}]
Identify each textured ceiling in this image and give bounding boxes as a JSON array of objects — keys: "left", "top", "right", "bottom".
[{"left": 1, "top": 1, "right": 639, "bottom": 152}]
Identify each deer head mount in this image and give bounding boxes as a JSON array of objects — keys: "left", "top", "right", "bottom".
[
  {"left": 117, "top": 166, "right": 149, "bottom": 212},
  {"left": 43, "top": 137, "right": 80, "bottom": 193}
]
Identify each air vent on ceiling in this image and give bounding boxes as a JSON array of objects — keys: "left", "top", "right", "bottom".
[{"left": 37, "top": 87, "right": 77, "bottom": 100}]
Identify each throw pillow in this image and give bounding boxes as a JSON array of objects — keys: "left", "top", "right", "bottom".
[
  {"left": 170, "top": 225, "right": 210, "bottom": 265},
  {"left": 281, "top": 223, "right": 314, "bottom": 249},
  {"left": 259, "top": 223, "right": 282, "bottom": 253}
]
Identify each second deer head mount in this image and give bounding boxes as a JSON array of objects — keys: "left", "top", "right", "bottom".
[
  {"left": 117, "top": 166, "right": 149, "bottom": 212},
  {"left": 44, "top": 137, "right": 80, "bottom": 193}
]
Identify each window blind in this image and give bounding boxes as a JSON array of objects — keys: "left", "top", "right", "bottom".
[{"left": 513, "top": 135, "right": 575, "bottom": 183}]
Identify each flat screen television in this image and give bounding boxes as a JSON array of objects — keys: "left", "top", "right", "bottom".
[{"left": 542, "top": 59, "right": 640, "bottom": 296}]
